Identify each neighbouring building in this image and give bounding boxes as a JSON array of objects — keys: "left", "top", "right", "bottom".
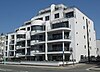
[
  {"left": 0, "top": 35, "right": 5, "bottom": 61},
  {"left": 4, "top": 4, "right": 96, "bottom": 64},
  {"left": 96, "top": 40, "right": 100, "bottom": 56}
]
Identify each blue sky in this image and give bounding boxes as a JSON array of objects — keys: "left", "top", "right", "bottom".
[{"left": 0, "top": 0, "right": 100, "bottom": 39}]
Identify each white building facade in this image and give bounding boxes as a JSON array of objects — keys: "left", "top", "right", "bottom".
[
  {"left": 4, "top": 4, "right": 96, "bottom": 63},
  {"left": 0, "top": 35, "right": 5, "bottom": 61},
  {"left": 96, "top": 40, "right": 100, "bottom": 56}
]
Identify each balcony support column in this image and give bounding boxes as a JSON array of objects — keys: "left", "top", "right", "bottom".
[
  {"left": 62, "top": 30, "right": 65, "bottom": 66},
  {"left": 45, "top": 22, "right": 48, "bottom": 61},
  {"left": 25, "top": 34, "right": 27, "bottom": 57}
]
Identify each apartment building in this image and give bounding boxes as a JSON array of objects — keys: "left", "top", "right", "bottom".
[
  {"left": 4, "top": 4, "right": 96, "bottom": 63},
  {"left": 96, "top": 40, "right": 100, "bottom": 56},
  {"left": 0, "top": 35, "right": 5, "bottom": 61}
]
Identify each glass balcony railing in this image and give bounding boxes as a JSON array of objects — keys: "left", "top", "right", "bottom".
[
  {"left": 52, "top": 21, "right": 69, "bottom": 29},
  {"left": 31, "top": 25, "right": 45, "bottom": 32}
]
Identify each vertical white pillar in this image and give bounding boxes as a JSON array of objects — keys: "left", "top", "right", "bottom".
[
  {"left": 45, "top": 22, "right": 48, "bottom": 61},
  {"left": 14, "top": 34, "right": 16, "bottom": 57},
  {"left": 62, "top": 30, "right": 65, "bottom": 65},
  {"left": 50, "top": 4, "right": 55, "bottom": 22},
  {"left": 25, "top": 34, "right": 27, "bottom": 57}
]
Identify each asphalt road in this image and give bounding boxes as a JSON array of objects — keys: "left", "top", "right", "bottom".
[{"left": 0, "top": 64, "right": 97, "bottom": 72}]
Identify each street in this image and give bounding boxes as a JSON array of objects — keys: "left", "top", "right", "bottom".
[{"left": 0, "top": 64, "right": 98, "bottom": 72}]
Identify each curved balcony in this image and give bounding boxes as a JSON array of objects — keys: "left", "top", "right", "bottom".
[
  {"left": 16, "top": 53, "right": 25, "bottom": 57},
  {"left": 31, "top": 20, "right": 45, "bottom": 33},
  {"left": 16, "top": 38, "right": 26, "bottom": 42},
  {"left": 31, "top": 30, "right": 45, "bottom": 35},
  {"left": 31, "top": 20, "right": 44, "bottom": 26},
  {"left": 31, "top": 40, "right": 45, "bottom": 45},
  {"left": 16, "top": 46, "right": 25, "bottom": 50},
  {"left": 16, "top": 34, "right": 26, "bottom": 42},
  {"left": 16, "top": 30, "right": 26, "bottom": 34},
  {"left": 48, "top": 51, "right": 71, "bottom": 54},
  {"left": 30, "top": 50, "right": 45, "bottom": 56}
]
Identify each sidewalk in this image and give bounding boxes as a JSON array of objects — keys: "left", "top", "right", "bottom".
[
  {"left": 2, "top": 63, "right": 86, "bottom": 69},
  {"left": 88, "top": 66, "right": 100, "bottom": 71}
]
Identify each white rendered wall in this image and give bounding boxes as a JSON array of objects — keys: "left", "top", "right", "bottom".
[
  {"left": 74, "top": 8, "right": 96, "bottom": 62},
  {"left": 96, "top": 40, "right": 100, "bottom": 56}
]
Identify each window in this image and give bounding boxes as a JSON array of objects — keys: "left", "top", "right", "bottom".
[
  {"left": 64, "top": 32, "right": 69, "bottom": 39},
  {"left": 16, "top": 41, "right": 25, "bottom": 47},
  {"left": 17, "top": 34, "right": 26, "bottom": 38},
  {"left": 35, "top": 17, "right": 43, "bottom": 20},
  {"left": 11, "top": 35, "right": 14, "bottom": 39},
  {"left": 45, "top": 16, "right": 49, "bottom": 21},
  {"left": 84, "top": 35, "right": 86, "bottom": 39},
  {"left": 83, "top": 26, "right": 85, "bottom": 29},
  {"left": 48, "top": 33, "right": 62, "bottom": 40},
  {"left": 20, "top": 28, "right": 26, "bottom": 30},
  {"left": 65, "top": 11, "right": 74, "bottom": 18},
  {"left": 89, "top": 46, "right": 92, "bottom": 49},
  {"left": 52, "top": 21, "right": 69, "bottom": 29},
  {"left": 27, "top": 40, "right": 30, "bottom": 46},
  {"left": 84, "top": 45, "right": 86, "bottom": 49},
  {"left": 76, "top": 32, "right": 78, "bottom": 34},
  {"left": 31, "top": 25, "right": 44, "bottom": 31},
  {"left": 6, "top": 36, "right": 8, "bottom": 39},
  {"left": 6, "top": 41, "right": 8, "bottom": 45},
  {"left": 15, "top": 29, "right": 19, "bottom": 32},
  {"left": 55, "top": 13, "right": 59, "bottom": 19},
  {"left": 81, "top": 55, "right": 84, "bottom": 59},
  {"left": 90, "top": 38, "right": 91, "bottom": 41},
  {"left": 10, "top": 40, "right": 14, "bottom": 44},
  {"left": 31, "top": 35, "right": 44, "bottom": 41},
  {"left": 89, "top": 29, "right": 90, "bottom": 32},
  {"left": 6, "top": 46, "right": 7, "bottom": 50},
  {"left": 55, "top": 7, "right": 59, "bottom": 11},
  {"left": 83, "top": 17, "right": 84, "bottom": 20},
  {"left": 27, "top": 27, "right": 30, "bottom": 31},
  {"left": 5, "top": 52, "right": 7, "bottom": 56}
]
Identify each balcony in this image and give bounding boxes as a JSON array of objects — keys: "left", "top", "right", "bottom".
[
  {"left": 31, "top": 40, "right": 45, "bottom": 45},
  {"left": 48, "top": 51, "right": 71, "bottom": 54},
  {"left": 48, "top": 47, "right": 66, "bottom": 52},
  {"left": 48, "top": 33, "right": 62, "bottom": 41},
  {"left": 31, "top": 25, "right": 45, "bottom": 32},
  {"left": 9, "top": 48, "right": 14, "bottom": 51},
  {"left": 9, "top": 51, "right": 14, "bottom": 58},
  {"left": 48, "top": 31, "right": 71, "bottom": 43},
  {"left": 9, "top": 40, "right": 14, "bottom": 45},
  {"left": 9, "top": 45, "right": 14, "bottom": 51},
  {"left": 48, "top": 43, "right": 70, "bottom": 52},
  {"left": 16, "top": 41, "right": 25, "bottom": 49},
  {"left": 16, "top": 38, "right": 26, "bottom": 42},
  {"left": 52, "top": 21, "right": 70, "bottom": 29},
  {"left": 31, "top": 34, "right": 45, "bottom": 45},
  {"left": 30, "top": 50, "right": 45, "bottom": 56},
  {"left": 16, "top": 30, "right": 26, "bottom": 34},
  {"left": 48, "top": 35, "right": 71, "bottom": 40},
  {"left": 16, "top": 34, "right": 26, "bottom": 42},
  {"left": 16, "top": 46, "right": 25, "bottom": 49},
  {"left": 16, "top": 53, "right": 25, "bottom": 57}
]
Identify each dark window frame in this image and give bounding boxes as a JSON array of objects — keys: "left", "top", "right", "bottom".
[
  {"left": 55, "top": 13, "right": 59, "bottom": 19},
  {"left": 65, "top": 11, "right": 74, "bottom": 18},
  {"left": 45, "top": 16, "right": 49, "bottom": 21}
]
